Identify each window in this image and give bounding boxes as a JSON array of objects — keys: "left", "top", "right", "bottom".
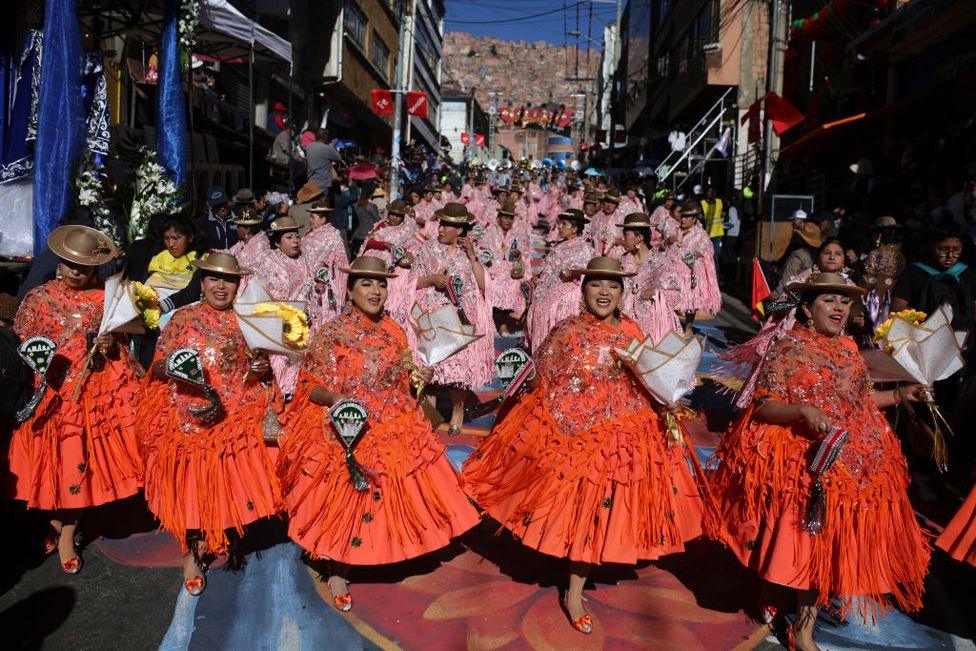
[
  {"left": 344, "top": 1, "right": 367, "bottom": 48},
  {"left": 370, "top": 31, "right": 390, "bottom": 78}
]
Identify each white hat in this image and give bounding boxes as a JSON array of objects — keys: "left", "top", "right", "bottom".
[
  {"left": 692, "top": 184, "right": 703, "bottom": 195},
  {"left": 793, "top": 209, "right": 808, "bottom": 220}
]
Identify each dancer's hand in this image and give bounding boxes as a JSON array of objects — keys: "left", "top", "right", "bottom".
[{"left": 796, "top": 404, "right": 831, "bottom": 436}]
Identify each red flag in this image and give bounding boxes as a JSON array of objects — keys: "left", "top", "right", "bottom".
[
  {"left": 474, "top": 133, "right": 486, "bottom": 147},
  {"left": 460, "top": 132, "right": 470, "bottom": 145},
  {"left": 557, "top": 108, "right": 574, "bottom": 128},
  {"left": 370, "top": 89, "right": 393, "bottom": 115},
  {"left": 499, "top": 106, "right": 514, "bottom": 124},
  {"left": 765, "top": 92, "right": 804, "bottom": 135},
  {"left": 751, "top": 258, "right": 772, "bottom": 321},
  {"left": 406, "top": 91, "right": 427, "bottom": 118},
  {"left": 741, "top": 99, "right": 761, "bottom": 144}
]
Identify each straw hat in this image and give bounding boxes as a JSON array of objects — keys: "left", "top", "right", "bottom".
[
  {"left": 48, "top": 225, "right": 119, "bottom": 266},
  {"left": 387, "top": 199, "right": 409, "bottom": 215},
  {"left": 296, "top": 182, "right": 325, "bottom": 205},
  {"left": 340, "top": 255, "right": 397, "bottom": 278},
  {"left": 786, "top": 272, "right": 865, "bottom": 297},
  {"left": 557, "top": 208, "right": 590, "bottom": 225},
  {"left": 434, "top": 202, "right": 474, "bottom": 225},
  {"left": 797, "top": 221, "right": 823, "bottom": 248},
  {"left": 308, "top": 200, "right": 333, "bottom": 214},
  {"left": 496, "top": 198, "right": 516, "bottom": 217},
  {"left": 190, "top": 252, "right": 250, "bottom": 276},
  {"left": 570, "top": 256, "right": 637, "bottom": 279},
  {"left": 269, "top": 215, "right": 301, "bottom": 233},
  {"left": 617, "top": 212, "right": 654, "bottom": 229},
  {"left": 231, "top": 207, "right": 264, "bottom": 226}
]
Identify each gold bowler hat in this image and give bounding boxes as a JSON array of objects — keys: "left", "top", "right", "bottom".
[
  {"left": 231, "top": 207, "right": 264, "bottom": 226},
  {"left": 340, "top": 255, "right": 397, "bottom": 278},
  {"left": 48, "top": 225, "right": 119, "bottom": 266},
  {"left": 434, "top": 202, "right": 475, "bottom": 225},
  {"left": 571, "top": 256, "right": 637, "bottom": 279},
  {"left": 557, "top": 207, "right": 590, "bottom": 225},
  {"left": 190, "top": 252, "right": 250, "bottom": 276},
  {"left": 269, "top": 215, "right": 301, "bottom": 233},
  {"left": 618, "top": 212, "right": 654, "bottom": 229},
  {"left": 786, "top": 272, "right": 865, "bottom": 297}
]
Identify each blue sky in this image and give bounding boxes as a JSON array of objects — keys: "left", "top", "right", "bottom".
[{"left": 443, "top": 0, "right": 618, "bottom": 48}]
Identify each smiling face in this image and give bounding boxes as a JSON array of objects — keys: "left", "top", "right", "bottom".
[
  {"left": 497, "top": 213, "right": 515, "bottom": 231},
  {"left": 817, "top": 242, "right": 845, "bottom": 272},
  {"left": 276, "top": 231, "right": 301, "bottom": 258},
  {"left": 803, "top": 292, "right": 852, "bottom": 336},
  {"left": 349, "top": 277, "right": 388, "bottom": 318},
  {"left": 58, "top": 260, "right": 96, "bottom": 290},
  {"left": 163, "top": 226, "right": 190, "bottom": 258},
  {"left": 438, "top": 222, "right": 463, "bottom": 245},
  {"left": 201, "top": 272, "right": 240, "bottom": 310},
  {"left": 582, "top": 277, "right": 623, "bottom": 320}
]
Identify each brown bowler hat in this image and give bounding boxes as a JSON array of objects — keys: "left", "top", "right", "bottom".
[
  {"left": 269, "top": 216, "right": 301, "bottom": 233},
  {"left": 340, "top": 255, "right": 398, "bottom": 278},
  {"left": 583, "top": 191, "right": 602, "bottom": 205},
  {"left": 617, "top": 212, "right": 654, "bottom": 229},
  {"left": 191, "top": 252, "right": 250, "bottom": 275},
  {"left": 48, "top": 225, "right": 119, "bottom": 266},
  {"left": 557, "top": 208, "right": 590, "bottom": 225},
  {"left": 496, "top": 198, "right": 516, "bottom": 217},
  {"left": 786, "top": 272, "right": 864, "bottom": 297},
  {"left": 231, "top": 207, "right": 264, "bottom": 227},
  {"left": 570, "top": 256, "right": 637, "bottom": 279},
  {"left": 296, "top": 182, "right": 325, "bottom": 205},
  {"left": 308, "top": 200, "right": 334, "bottom": 214},
  {"left": 602, "top": 188, "right": 621, "bottom": 204},
  {"left": 387, "top": 199, "right": 409, "bottom": 215},
  {"left": 434, "top": 202, "right": 474, "bottom": 225}
]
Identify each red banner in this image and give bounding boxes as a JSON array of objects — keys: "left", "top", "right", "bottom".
[
  {"left": 406, "top": 91, "right": 428, "bottom": 118},
  {"left": 765, "top": 92, "right": 804, "bottom": 136},
  {"left": 499, "top": 106, "right": 515, "bottom": 124},
  {"left": 460, "top": 132, "right": 471, "bottom": 145},
  {"left": 741, "top": 99, "right": 762, "bottom": 144},
  {"left": 557, "top": 108, "right": 574, "bottom": 128},
  {"left": 474, "top": 134, "right": 486, "bottom": 147},
  {"left": 370, "top": 89, "right": 393, "bottom": 115}
]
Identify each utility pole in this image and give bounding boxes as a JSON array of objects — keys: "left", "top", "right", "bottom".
[
  {"left": 761, "top": 0, "right": 788, "bottom": 203},
  {"left": 390, "top": 0, "right": 415, "bottom": 199},
  {"left": 487, "top": 90, "right": 499, "bottom": 160}
]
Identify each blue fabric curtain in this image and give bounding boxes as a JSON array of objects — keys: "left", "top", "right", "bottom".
[
  {"left": 32, "top": 0, "right": 85, "bottom": 255},
  {"left": 156, "top": 0, "right": 188, "bottom": 191}
]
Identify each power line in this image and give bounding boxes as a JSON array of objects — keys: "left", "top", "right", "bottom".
[{"left": 445, "top": 1, "right": 586, "bottom": 24}]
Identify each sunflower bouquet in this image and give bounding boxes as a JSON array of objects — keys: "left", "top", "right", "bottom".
[
  {"left": 873, "top": 309, "right": 927, "bottom": 347},
  {"left": 132, "top": 282, "right": 162, "bottom": 330},
  {"left": 252, "top": 302, "right": 310, "bottom": 348}
]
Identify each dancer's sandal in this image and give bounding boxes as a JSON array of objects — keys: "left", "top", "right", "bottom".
[
  {"left": 60, "top": 551, "right": 83, "bottom": 575},
  {"left": 447, "top": 424, "right": 461, "bottom": 436},
  {"left": 184, "top": 574, "right": 207, "bottom": 596},
  {"left": 329, "top": 579, "right": 353, "bottom": 612},
  {"left": 561, "top": 595, "right": 592, "bottom": 634},
  {"left": 43, "top": 528, "right": 59, "bottom": 557}
]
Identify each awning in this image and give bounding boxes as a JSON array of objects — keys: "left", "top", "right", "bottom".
[{"left": 199, "top": 0, "right": 292, "bottom": 66}]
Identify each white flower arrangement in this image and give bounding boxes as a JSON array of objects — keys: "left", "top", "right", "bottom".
[
  {"left": 75, "top": 156, "right": 122, "bottom": 246},
  {"left": 127, "top": 147, "right": 184, "bottom": 244},
  {"left": 178, "top": 0, "right": 200, "bottom": 70}
]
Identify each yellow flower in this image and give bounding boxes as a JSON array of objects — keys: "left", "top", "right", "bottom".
[
  {"left": 873, "top": 308, "right": 927, "bottom": 342},
  {"left": 133, "top": 281, "right": 160, "bottom": 308},
  {"left": 252, "top": 302, "right": 309, "bottom": 348},
  {"left": 143, "top": 308, "right": 161, "bottom": 330}
]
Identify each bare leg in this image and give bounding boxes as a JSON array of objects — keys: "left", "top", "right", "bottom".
[
  {"left": 792, "top": 590, "right": 821, "bottom": 651},
  {"left": 449, "top": 388, "right": 465, "bottom": 431},
  {"left": 328, "top": 561, "right": 350, "bottom": 597},
  {"left": 183, "top": 537, "right": 208, "bottom": 584},
  {"left": 57, "top": 509, "right": 80, "bottom": 565},
  {"left": 565, "top": 561, "right": 591, "bottom": 624}
]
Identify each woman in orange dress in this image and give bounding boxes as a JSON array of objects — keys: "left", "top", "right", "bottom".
[
  {"left": 707, "top": 273, "right": 931, "bottom": 651},
  {"left": 937, "top": 487, "right": 976, "bottom": 567},
  {"left": 278, "top": 256, "right": 481, "bottom": 612},
  {"left": 139, "top": 253, "right": 282, "bottom": 596},
  {"left": 8, "top": 226, "right": 143, "bottom": 574},
  {"left": 462, "top": 256, "right": 709, "bottom": 635}
]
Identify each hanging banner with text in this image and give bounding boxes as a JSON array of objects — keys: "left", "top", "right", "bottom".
[
  {"left": 406, "top": 91, "right": 428, "bottom": 118},
  {"left": 371, "top": 89, "right": 393, "bottom": 115}
]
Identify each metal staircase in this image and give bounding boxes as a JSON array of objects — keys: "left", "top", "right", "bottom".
[{"left": 655, "top": 87, "right": 735, "bottom": 191}]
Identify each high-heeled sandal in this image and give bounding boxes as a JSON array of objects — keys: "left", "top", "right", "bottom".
[
  {"left": 447, "top": 424, "right": 461, "bottom": 436},
  {"left": 328, "top": 579, "right": 353, "bottom": 612},
  {"left": 184, "top": 574, "right": 207, "bottom": 596},
  {"left": 43, "top": 530, "right": 59, "bottom": 557},
  {"left": 60, "top": 552, "right": 83, "bottom": 575},
  {"left": 561, "top": 595, "right": 592, "bottom": 634}
]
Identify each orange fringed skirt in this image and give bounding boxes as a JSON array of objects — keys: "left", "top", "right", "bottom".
[
  {"left": 7, "top": 360, "right": 143, "bottom": 511},
  {"left": 461, "top": 390, "right": 707, "bottom": 565},
  {"left": 279, "top": 400, "right": 480, "bottom": 566},
  {"left": 937, "top": 483, "right": 976, "bottom": 566},
  {"left": 707, "top": 407, "right": 930, "bottom": 616},
  {"left": 138, "top": 389, "right": 282, "bottom": 556}
]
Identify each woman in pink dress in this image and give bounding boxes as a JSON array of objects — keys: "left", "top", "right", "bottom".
[
  {"left": 303, "top": 201, "right": 351, "bottom": 315},
  {"left": 482, "top": 198, "right": 533, "bottom": 333},
  {"left": 527, "top": 208, "right": 595, "bottom": 351},
  {"left": 240, "top": 216, "right": 343, "bottom": 398},
  {"left": 357, "top": 200, "right": 422, "bottom": 334},
  {"left": 618, "top": 183, "right": 646, "bottom": 216},
  {"left": 649, "top": 191, "right": 679, "bottom": 250},
  {"left": 617, "top": 213, "right": 682, "bottom": 343},
  {"left": 412, "top": 203, "right": 495, "bottom": 434},
  {"left": 226, "top": 208, "right": 263, "bottom": 258},
  {"left": 669, "top": 201, "right": 721, "bottom": 334}
]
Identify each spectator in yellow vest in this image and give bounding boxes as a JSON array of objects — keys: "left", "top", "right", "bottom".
[{"left": 701, "top": 187, "right": 724, "bottom": 269}]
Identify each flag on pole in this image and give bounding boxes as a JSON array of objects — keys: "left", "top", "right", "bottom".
[
  {"left": 156, "top": 0, "right": 188, "bottom": 192},
  {"left": 741, "top": 99, "right": 762, "bottom": 143},
  {"left": 751, "top": 258, "right": 772, "bottom": 321},
  {"left": 474, "top": 134, "right": 486, "bottom": 147},
  {"left": 370, "top": 89, "right": 394, "bottom": 115},
  {"left": 406, "top": 91, "right": 428, "bottom": 118},
  {"left": 460, "top": 132, "right": 470, "bottom": 145},
  {"left": 765, "top": 92, "right": 804, "bottom": 136}
]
